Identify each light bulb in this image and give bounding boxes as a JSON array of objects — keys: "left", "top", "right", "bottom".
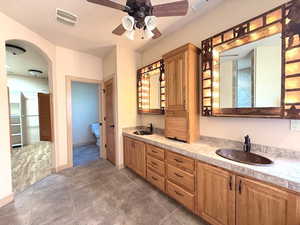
[
  {"left": 122, "top": 16, "right": 135, "bottom": 31},
  {"left": 144, "top": 16, "right": 157, "bottom": 31},
  {"left": 125, "top": 30, "right": 135, "bottom": 40}
]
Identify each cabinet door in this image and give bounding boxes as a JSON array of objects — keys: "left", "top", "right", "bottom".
[
  {"left": 175, "top": 51, "right": 187, "bottom": 110},
  {"left": 124, "top": 137, "right": 134, "bottom": 169},
  {"left": 197, "top": 162, "right": 235, "bottom": 225},
  {"left": 133, "top": 140, "right": 146, "bottom": 178},
  {"left": 165, "top": 56, "right": 177, "bottom": 110},
  {"left": 236, "top": 177, "right": 299, "bottom": 225},
  {"left": 165, "top": 52, "right": 187, "bottom": 111}
]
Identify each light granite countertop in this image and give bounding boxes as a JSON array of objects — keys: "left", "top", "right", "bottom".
[{"left": 123, "top": 128, "right": 300, "bottom": 194}]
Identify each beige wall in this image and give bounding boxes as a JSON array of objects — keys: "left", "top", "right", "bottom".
[
  {"left": 102, "top": 46, "right": 141, "bottom": 168},
  {"left": 0, "top": 12, "right": 102, "bottom": 201},
  {"left": 103, "top": 47, "right": 117, "bottom": 80},
  {"left": 115, "top": 46, "right": 142, "bottom": 167},
  {"left": 140, "top": 0, "right": 300, "bottom": 152},
  {"left": 55, "top": 46, "right": 103, "bottom": 166}
]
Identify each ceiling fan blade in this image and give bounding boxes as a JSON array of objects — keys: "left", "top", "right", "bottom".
[
  {"left": 152, "top": 0, "right": 189, "bottom": 17},
  {"left": 112, "top": 24, "right": 126, "bottom": 35},
  {"left": 87, "top": 0, "right": 126, "bottom": 11},
  {"left": 152, "top": 28, "right": 162, "bottom": 39}
]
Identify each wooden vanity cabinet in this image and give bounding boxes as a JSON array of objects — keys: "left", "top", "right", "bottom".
[
  {"left": 197, "top": 162, "right": 236, "bottom": 225},
  {"left": 163, "top": 43, "right": 199, "bottom": 143},
  {"left": 197, "top": 162, "right": 300, "bottom": 225},
  {"left": 124, "top": 137, "right": 146, "bottom": 178},
  {"left": 236, "top": 177, "right": 300, "bottom": 225}
]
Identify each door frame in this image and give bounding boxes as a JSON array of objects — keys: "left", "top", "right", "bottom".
[{"left": 66, "top": 76, "right": 104, "bottom": 168}]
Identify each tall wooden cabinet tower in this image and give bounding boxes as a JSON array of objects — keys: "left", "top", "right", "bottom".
[{"left": 163, "top": 43, "right": 200, "bottom": 143}]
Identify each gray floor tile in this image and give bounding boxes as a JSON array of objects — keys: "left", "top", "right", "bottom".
[{"left": 0, "top": 160, "right": 210, "bottom": 225}]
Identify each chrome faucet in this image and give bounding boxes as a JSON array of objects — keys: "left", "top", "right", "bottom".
[{"left": 243, "top": 135, "right": 251, "bottom": 153}]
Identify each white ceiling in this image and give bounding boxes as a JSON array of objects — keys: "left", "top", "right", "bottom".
[
  {"left": 6, "top": 40, "right": 49, "bottom": 79},
  {"left": 0, "top": 0, "right": 222, "bottom": 57}
]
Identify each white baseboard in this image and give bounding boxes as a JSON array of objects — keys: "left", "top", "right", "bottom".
[
  {"left": 54, "top": 164, "right": 72, "bottom": 173},
  {"left": 117, "top": 164, "right": 125, "bottom": 169}
]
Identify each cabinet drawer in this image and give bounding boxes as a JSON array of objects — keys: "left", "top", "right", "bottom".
[
  {"left": 167, "top": 151, "right": 195, "bottom": 174},
  {"left": 147, "top": 155, "right": 165, "bottom": 176},
  {"left": 167, "top": 181, "right": 194, "bottom": 212},
  {"left": 167, "top": 164, "right": 195, "bottom": 193},
  {"left": 146, "top": 144, "right": 165, "bottom": 160},
  {"left": 165, "top": 117, "right": 187, "bottom": 142},
  {"left": 147, "top": 169, "right": 165, "bottom": 192}
]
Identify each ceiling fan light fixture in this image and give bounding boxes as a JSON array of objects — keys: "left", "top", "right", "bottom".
[
  {"left": 122, "top": 15, "right": 135, "bottom": 31},
  {"left": 125, "top": 30, "right": 135, "bottom": 40},
  {"left": 28, "top": 69, "right": 43, "bottom": 77},
  {"left": 5, "top": 44, "right": 26, "bottom": 55},
  {"left": 144, "top": 16, "right": 157, "bottom": 31}
]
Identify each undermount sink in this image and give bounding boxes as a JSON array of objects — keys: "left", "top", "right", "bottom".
[
  {"left": 216, "top": 149, "right": 273, "bottom": 165},
  {"left": 134, "top": 130, "right": 153, "bottom": 135}
]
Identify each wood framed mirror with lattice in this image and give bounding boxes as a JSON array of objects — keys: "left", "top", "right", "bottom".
[
  {"left": 137, "top": 59, "right": 165, "bottom": 114},
  {"left": 201, "top": 0, "right": 300, "bottom": 119}
]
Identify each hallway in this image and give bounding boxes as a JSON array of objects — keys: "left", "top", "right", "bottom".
[{"left": 0, "top": 160, "right": 207, "bottom": 225}]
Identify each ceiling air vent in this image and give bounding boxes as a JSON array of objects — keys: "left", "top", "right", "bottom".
[{"left": 56, "top": 8, "right": 78, "bottom": 26}]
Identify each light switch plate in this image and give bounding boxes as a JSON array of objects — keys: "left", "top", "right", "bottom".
[{"left": 290, "top": 120, "right": 300, "bottom": 132}]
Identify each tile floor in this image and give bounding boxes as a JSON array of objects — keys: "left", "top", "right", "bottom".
[
  {"left": 0, "top": 159, "right": 209, "bottom": 225},
  {"left": 73, "top": 144, "right": 100, "bottom": 167}
]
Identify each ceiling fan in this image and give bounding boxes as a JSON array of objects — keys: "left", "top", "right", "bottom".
[{"left": 87, "top": 0, "right": 189, "bottom": 40}]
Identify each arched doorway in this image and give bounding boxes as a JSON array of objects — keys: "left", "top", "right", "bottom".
[{"left": 5, "top": 39, "right": 55, "bottom": 193}]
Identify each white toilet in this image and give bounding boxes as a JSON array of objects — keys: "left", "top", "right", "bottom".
[{"left": 91, "top": 123, "right": 100, "bottom": 146}]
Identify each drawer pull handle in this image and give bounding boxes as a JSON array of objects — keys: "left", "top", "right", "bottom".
[
  {"left": 229, "top": 176, "right": 232, "bottom": 191},
  {"left": 152, "top": 176, "right": 158, "bottom": 181},
  {"left": 174, "top": 190, "right": 184, "bottom": 197},
  {"left": 174, "top": 158, "right": 183, "bottom": 163},
  {"left": 151, "top": 162, "right": 158, "bottom": 166},
  {"left": 152, "top": 150, "right": 158, "bottom": 154},
  {"left": 175, "top": 173, "right": 183, "bottom": 178},
  {"left": 238, "top": 180, "right": 242, "bottom": 194}
]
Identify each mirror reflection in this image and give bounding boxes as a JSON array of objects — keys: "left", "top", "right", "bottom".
[
  {"left": 219, "top": 34, "right": 282, "bottom": 108},
  {"left": 149, "top": 70, "right": 161, "bottom": 109}
]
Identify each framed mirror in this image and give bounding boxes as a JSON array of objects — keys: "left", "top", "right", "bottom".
[
  {"left": 137, "top": 60, "right": 165, "bottom": 114},
  {"left": 201, "top": 1, "right": 300, "bottom": 119}
]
